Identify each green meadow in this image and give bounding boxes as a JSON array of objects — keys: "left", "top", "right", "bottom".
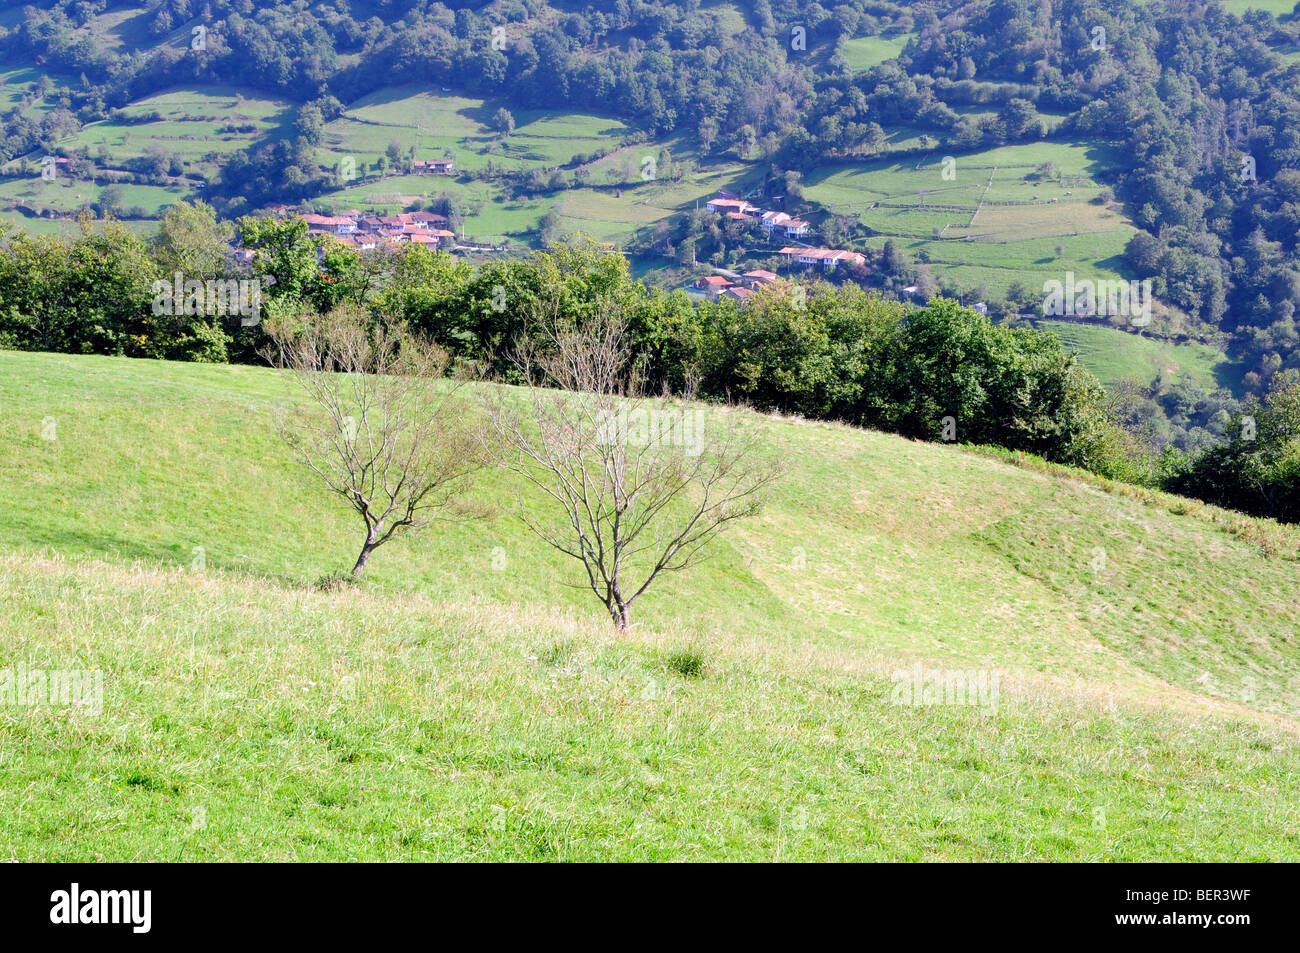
[
  {"left": 0, "top": 350, "right": 1296, "bottom": 861},
  {"left": 1221, "top": 0, "right": 1294, "bottom": 18},
  {"left": 1036, "top": 321, "right": 1244, "bottom": 393},
  {"left": 806, "top": 142, "right": 1135, "bottom": 297},
  {"left": 840, "top": 33, "right": 913, "bottom": 70},
  {"left": 317, "top": 86, "right": 631, "bottom": 178},
  {"left": 313, "top": 122, "right": 750, "bottom": 245},
  {"left": 67, "top": 87, "right": 293, "bottom": 178}
]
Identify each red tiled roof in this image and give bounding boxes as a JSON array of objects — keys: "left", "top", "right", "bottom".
[
  {"left": 707, "top": 198, "right": 755, "bottom": 210},
  {"left": 778, "top": 247, "right": 864, "bottom": 261},
  {"left": 303, "top": 214, "right": 356, "bottom": 227}
]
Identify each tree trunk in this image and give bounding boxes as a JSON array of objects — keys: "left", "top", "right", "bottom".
[
  {"left": 351, "top": 536, "right": 378, "bottom": 576},
  {"left": 609, "top": 602, "right": 631, "bottom": 630},
  {"left": 608, "top": 583, "right": 631, "bottom": 630}
]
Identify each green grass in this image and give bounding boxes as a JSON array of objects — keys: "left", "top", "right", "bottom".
[
  {"left": 1221, "top": 0, "right": 1294, "bottom": 18},
  {"left": 808, "top": 141, "right": 1135, "bottom": 297},
  {"left": 66, "top": 87, "right": 292, "bottom": 182},
  {"left": 0, "top": 175, "right": 189, "bottom": 219},
  {"left": 0, "top": 351, "right": 1297, "bottom": 860},
  {"left": 0, "top": 85, "right": 291, "bottom": 227},
  {"left": 840, "top": 34, "right": 913, "bottom": 70},
  {"left": 0, "top": 68, "right": 66, "bottom": 115},
  {"left": 1037, "top": 321, "right": 1244, "bottom": 393},
  {"left": 74, "top": 5, "right": 154, "bottom": 51},
  {"left": 319, "top": 86, "right": 629, "bottom": 180}
]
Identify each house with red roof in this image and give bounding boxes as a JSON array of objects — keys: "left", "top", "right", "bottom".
[
  {"left": 302, "top": 214, "right": 357, "bottom": 235},
  {"left": 722, "top": 286, "right": 755, "bottom": 303},
  {"left": 706, "top": 197, "right": 759, "bottom": 216},
  {"left": 739, "top": 269, "right": 779, "bottom": 287},
  {"left": 778, "top": 247, "right": 866, "bottom": 271},
  {"left": 692, "top": 274, "right": 734, "bottom": 298}
]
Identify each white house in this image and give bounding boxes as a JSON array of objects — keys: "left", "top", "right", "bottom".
[
  {"left": 778, "top": 247, "right": 866, "bottom": 271},
  {"left": 706, "top": 197, "right": 758, "bottom": 216}
]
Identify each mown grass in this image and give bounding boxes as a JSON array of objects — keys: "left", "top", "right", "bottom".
[
  {"left": 0, "top": 351, "right": 1297, "bottom": 860},
  {"left": 806, "top": 141, "right": 1134, "bottom": 297},
  {"left": 1036, "top": 320, "right": 1242, "bottom": 393},
  {"left": 840, "top": 34, "right": 913, "bottom": 71}
]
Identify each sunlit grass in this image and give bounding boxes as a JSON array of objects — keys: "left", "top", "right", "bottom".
[{"left": 0, "top": 350, "right": 1296, "bottom": 860}]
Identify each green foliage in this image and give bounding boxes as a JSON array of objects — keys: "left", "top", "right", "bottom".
[
  {"left": 0, "top": 214, "right": 1146, "bottom": 490},
  {"left": 666, "top": 649, "right": 706, "bottom": 679},
  {"left": 151, "top": 201, "right": 234, "bottom": 279},
  {"left": 7, "top": 209, "right": 1296, "bottom": 522},
  {"left": 1169, "top": 371, "right": 1300, "bottom": 522},
  {"left": 0, "top": 219, "right": 166, "bottom": 357}
]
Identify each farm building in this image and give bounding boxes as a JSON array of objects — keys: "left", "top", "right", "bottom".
[{"left": 778, "top": 247, "right": 866, "bottom": 271}]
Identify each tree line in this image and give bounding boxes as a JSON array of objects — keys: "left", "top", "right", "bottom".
[{"left": 3, "top": 204, "right": 1295, "bottom": 525}]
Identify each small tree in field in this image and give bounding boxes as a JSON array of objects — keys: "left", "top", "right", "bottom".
[
  {"left": 488, "top": 304, "right": 781, "bottom": 629},
  {"left": 267, "top": 307, "right": 483, "bottom": 577}
]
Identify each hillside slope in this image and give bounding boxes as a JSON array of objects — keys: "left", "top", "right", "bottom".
[{"left": 0, "top": 351, "right": 1297, "bottom": 860}]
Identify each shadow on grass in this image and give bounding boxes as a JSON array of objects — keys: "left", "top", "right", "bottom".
[{"left": 13, "top": 527, "right": 309, "bottom": 590}]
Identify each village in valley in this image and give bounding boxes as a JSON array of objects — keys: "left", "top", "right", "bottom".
[
  {"left": 685, "top": 192, "right": 870, "bottom": 304},
  {"left": 298, "top": 209, "right": 457, "bottom": 252},
  {"left": 257, "top": 185, "right": 877, "bottom": 310}
]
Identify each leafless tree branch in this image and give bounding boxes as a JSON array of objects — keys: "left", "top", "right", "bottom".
[
  {"left": 485, "top": 300, "right": 782, "bottom": 629},
  {"left": 266, "top": 306, "right": 485, "bottom": 577}
]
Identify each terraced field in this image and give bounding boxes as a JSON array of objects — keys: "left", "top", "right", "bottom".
[{"left": 805, "top": 142, "right": 1136, "bottom": 297}]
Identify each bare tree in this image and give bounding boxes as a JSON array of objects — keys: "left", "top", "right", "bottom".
[
  {"left": 266, "top": 307, "right": 483, "bottom": 577},
  {"left": 487, "top": 304, "right": 781, "bottom": 629}
]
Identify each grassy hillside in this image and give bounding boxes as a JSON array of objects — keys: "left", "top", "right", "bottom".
[
  {"left": 1036, "top": 321, "right": 1244, "bottom": 393},
  {"left": 805, "top": 142, "right": 1136, "bottom": 298},
  {"left": 841, "top": 34, "right": 914, "bottom": 71},
  {"left": 1, "top": 351, "right": 1297, "bottom": 861}
]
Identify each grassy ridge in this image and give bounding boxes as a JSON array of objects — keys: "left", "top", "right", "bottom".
[{"left": 0, "top": 351, "right": 1297, "bottom": 860}]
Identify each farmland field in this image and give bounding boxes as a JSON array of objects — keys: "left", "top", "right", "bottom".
[
  {"left": 840, "top": 33, "right": 913, "bottom": 70},
  {"left": 1036, "top": 321, "right": 1244, "bottom": 393},
  {"left": 317, "top": 86, "right": 630, "bottom": 177},
  {"left": 1220, "top": 0, "right": 1294, "bottom": 17},
  {"left": 308, "top": 119, "right": 759, "bottom": 245},
  {"left": 65, "top": 87, "right": 293, "bottom": 180},
  {"left": 0, "top": 85, "right": 290, "bottom": 231},
  {"left": 0, "top": 67, "right": 69, "bottom": 115},
  {"left": 806, "top": 142, "right": 1136, "bottom": 297}
]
